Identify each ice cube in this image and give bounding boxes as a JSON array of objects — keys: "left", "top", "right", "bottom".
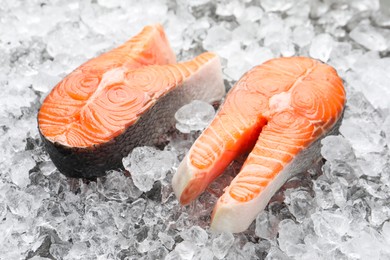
[
  {"left": 203, "top": 25, "right": 232, "bottom": 52},
  {"left": 265, "top": 246, "right": 290, "bottom": 260},
  {"left": 165, "top": 250, "right": 182, "bottom": 260},
  {"left": 137, "top": 239, "right": 159, "bottom": 253},
  {"left": 255, "top": 210, "right": 279, "bottom": 240},
  {"left": 175, "top": 241, "right": 196, "bottom": 260},
  {"left": 311, "top": 211, "right": 350, "bottom": 242},
  {"left": 321, "top": 135, "right": 355, "bottom": 162},
  {"left": 158, "top": 232, "right": 175, "bottom": 250},
  {"left": 382, "top": 221, "right": 390, "bottom": 244},
  {"left": 215, "top": 1, "right": 244, "bottom": 18},
  {"left": 340, "top": 227, "right": 387, "bottom": 259},
  {"left": 260, "top": 0, "right": 294, "bottom": 12},
  {"left": 175, "top": 100, "right": 215, "bottom": 133},
  {"left": 309, "top": 33, "right": 334, "bottom": 62},
  {"left": 97, "top": 170, "right": 142, "bottom": 201},
  {"left": 292, "top": 25, "right": 314, "bottom": 48},
  {"left": 330, "top": 182, "right": 347, "bottom": 208},
  {"left": 212, "top": 232, "right": 234, "bottom": 259},
  {"left": 278, "top": 219, "right": 305, "bottom": 257},
  {"left": 313, "top": 178, "right": 335, "bottom": 209},
  {"left": 232, "top": 22, "right": 259, "bottom": 46},
  {"left": 193, "top": 247, "right": 214, "bottom": 260},
  {"left": 284, "top": 190, "right": 314, "bottom": 223},
  {"left": 350, "top": 22, "right": 388, "bottom": 51},
  {"left": 9, "top": 151, "right": 35, "bottom": 188},
  {"left": 97, "top": 0, "right": 122, "bottom": 8},
  {"left": 122, "top": 146, "right": 177, "bottom": 192},
  {"left": 180, "top": 225, "right": 208, "bottom": 246},
  {"left": 236, "top": 6, "right": 263, "bottom": 24}
]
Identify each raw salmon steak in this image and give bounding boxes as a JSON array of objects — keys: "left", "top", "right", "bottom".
[
  {"left": 38, "top": 24, "right": 225, "bottom": 178},
  {"left": 172, "top": 57, "right": 346, "bottom": 233}
]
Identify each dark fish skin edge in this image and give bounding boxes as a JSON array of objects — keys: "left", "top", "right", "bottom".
[{"left": 38, "top": 81, "right": 183, "bottom": 179}]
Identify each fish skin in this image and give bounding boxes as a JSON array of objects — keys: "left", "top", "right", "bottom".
[
  {"left": 38, "top": 24, "right": 225, "bottom": 178},
  {"left": 172, "top": 56, "right": 346, "bottom": 233}
]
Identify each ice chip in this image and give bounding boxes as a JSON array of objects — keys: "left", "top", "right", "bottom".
[
  {"left": 265, "top": 246, "right": 290, "bottom": 260},
  {"left": 175, "top": 241, "right": 196, "bottom": 260},
  {"left": 292, "top": 25, "right": 314, "bottom": 48},
  {"left": 212, "top": 232, "right": 234, "bottom": 259},
  {"left": 123, "top": 146, "right": 177, "bottom": 192},
  {"left": 158, "top": 232, "right": 175, "bottom": 250},
  {"left": 137, "top": 239, "right": 159, "bottom": 253},
  {"left": 9, "top": 151, "right": 35, "bottom": 188},
  {"left": 97, "top": 170, "right": 142, "bottom": 201},
  {"left": 203, "top": 25, "right": 232, "bottom": 51},
  {"left": 187, "top": 0, "right": 210, "bottom": 7},
  {"left": 165, "top": 250, "right": 182, "bottom": 260},
  {"left": 278, "top": 219, "right": 305, "bottom": 257},
  {"left": 382, "top": 221, "right": 390, "bottom": 244},
  {"left": 180, "top": 225, "right": 208, "bottom": 246},
  {"left": 313, "top": 178, "right": 335, "bottom": 209},
  {"left": 175, "top": 100, "right": 215, "bottom": 133},
  {"left": 236, "top": 6, "right": 264, "bottom": 24},
  {"left": 193, "top": 247, "right": 214, "bottom": 260},
  {"left": 39, "top": 161, "right": 57, "bottom": 176},
  {"left": 255, "top": 210, "right": 279, "bottom": 240},
  {"left": 311, "top": 211, "right": 350, "bottom": 242},
  {"left": 321, "top": 135, "right": 355, "bottom": 162},
  {"left": 284, "top": 190, "right": 314, "bottom": 223},
  {"left": 350, "top": 23, "right": 388, "bottom": 51},
  {"left": 309, "top": 33, "right": 334, "bottom": 62},
  {"left": 260, "top": 0, "right": 294, "bottom": 12}
]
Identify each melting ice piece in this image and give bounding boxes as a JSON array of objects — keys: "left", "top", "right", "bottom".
[
  {"left": 175, "top": 100, "right": 216, "bottom": 133},
  {"left": 212, "top": 232, "right": 234, "bottom": 259},
  {"left": 122, "top": 146, "right": 177, "bottom": 192},
  {"left": 350, "top": 23, "right": 388, "bottom": 52},
  {"left": 180, "top": 225, "right": 208, "bottom": 246},
  {"left": 320, "top": 135, "right": 355, "bottom": 162},
  {"left": 309, "top": 33, "right": 334, "bottom": 62},
  {"left": 174, "top": 241, "right": 196, "bottom": 260},
  {"left": 9, "top": 152, "right": 35, "bottom": 188}
]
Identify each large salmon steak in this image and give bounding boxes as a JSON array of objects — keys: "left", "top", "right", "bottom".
[
  {"left": 38, "top": 24, "right": 225, "bottom": 178},
  {"left": 172, "top": 57, "right": 346, "bottom": 233}
]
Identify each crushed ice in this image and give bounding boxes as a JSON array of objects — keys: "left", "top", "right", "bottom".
[
  {"left": 1, "top": 0, "right": 390, "bottom": 259},
  {"left": 175, "top": 100, "right": 215, "bottom": 133}
]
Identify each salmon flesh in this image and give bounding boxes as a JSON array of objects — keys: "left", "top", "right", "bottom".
[
  {"left": 172, "top": 57, "right": 346, "bottom": 233},
  {"left": 38, "top": 24, "right": 225, "bottom": 178}
]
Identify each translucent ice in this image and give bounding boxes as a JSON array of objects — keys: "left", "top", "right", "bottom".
[
  {"left": 9, "top": 151, "right": 35, "bottom": 188},
  {"left": 97, "top": 170, "right": 142, "bottom": 201},
  {"left": 350, "top": 22, "right": 388, "bottom": 51},
  {"left": 284, "top": 190, "right": 314, "bottom": 223},
  {"left": 180, "top": 225, "right": 208, "bottom": 246},
  {"left": 260, "top": 0, "right": 294, "bottom": 12},
  {"left": 2, "top": 0, "right": 390, "bottom": 259},
  {"left": 203, "top": 25, "right": 232, "bottom": 52},
  {"left": 212, "top": 232, "right": 234, "bottom": 259},
  {"left": 309, "top": 33, "right": 334, "bottom": 62},
  {"left": 321, "top": 135, "right": 355, "bottom": 162},
  {"left": 122, "top": 146, "right": 177, "bottom": 192},
  {"left": 174, "top": 241, "right": 196, "bottom": 260},
  {"left": 175, "top": 100, "right": 215, "bottom": 133},
  {"left": 292, "top": 25, "right": 315, "bottom": 48}
]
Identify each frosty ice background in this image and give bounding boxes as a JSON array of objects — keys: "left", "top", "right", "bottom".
[{"left": 1, "top": 0, "right": 390, "bottom": 259}]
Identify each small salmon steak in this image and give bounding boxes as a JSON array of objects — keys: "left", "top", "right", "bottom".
[
  {"left": 38, "top": 24, "right": 225, "bottom": 178},
  {"left": 172, "top": 57, "right": 346, "bottom": 233}
]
